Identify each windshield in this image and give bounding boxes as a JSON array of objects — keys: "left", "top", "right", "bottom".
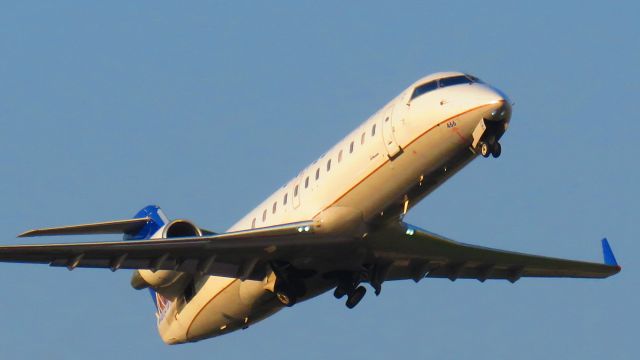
[
  {"left": 410, "top": 74, "right": 481, "bottom": 101},
  {"left": 438, "top": 75, "right": 473, "bottom": 87}
]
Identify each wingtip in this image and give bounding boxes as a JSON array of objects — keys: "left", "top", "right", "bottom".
[
  {"left": 17, "top": 230, "right": 35, "bottom": 238},
  {"left": 601, "top": 238, "right": 619, "bottom": 268}
]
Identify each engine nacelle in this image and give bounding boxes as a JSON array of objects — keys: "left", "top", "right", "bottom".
[{"left": 131, "top": 219, "right": 202, "bottom": 295}]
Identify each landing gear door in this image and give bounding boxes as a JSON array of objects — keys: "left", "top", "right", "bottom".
[{"left": 381, "top": 106, "right": 402, "bottom": 159}]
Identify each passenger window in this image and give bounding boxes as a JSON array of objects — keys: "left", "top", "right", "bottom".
[
  {"left": 326, "top": 159, "right": 331, "bottom": 172},
  {"left": 371, "top": 124, "right": 376, "bottom": 136},
  {"left": 361, "top": 132, "right": 365, "bottom": 145},
  {"left": 272, "top": 201, "right": 277, "bottom": 214},
  {"left": 294, "top": 185, "right": 299, "bottom": 196},
  {"left": 305, "top": 177, "right": 309, "bottom": 188},
  {"left": 251, "top": 218, "right": 256, "bottom": 229},
  {"left": 262, "top": 209, "right": 267, "bottom": 222},
  {"left": 350, "top": 141, "right": 354, "bottom": 153},
  {"left": 315, "top": 168, "right": 320, "bottom": 180},
  {"left": 338, "top": 150, "right": 343, "bottom": 162},
  {"left": 283, "top": 193, "right": 288, "bottom": 205}
]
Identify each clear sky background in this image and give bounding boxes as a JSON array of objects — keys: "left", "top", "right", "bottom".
[{"left": 0, "top": 1, "right": 637, "bottom": 359}]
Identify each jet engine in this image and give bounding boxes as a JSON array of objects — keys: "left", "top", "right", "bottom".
[{"left": 131, "top": 220, "right": 202, "bottom": 296}]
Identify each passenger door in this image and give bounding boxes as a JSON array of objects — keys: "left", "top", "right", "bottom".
[{"left": 381, "top": 106, "right": 402, "bottom": 158}]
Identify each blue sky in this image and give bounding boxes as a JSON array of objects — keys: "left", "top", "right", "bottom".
[{"left": 0, "top": 1, "right": 638, "bottom": 359}]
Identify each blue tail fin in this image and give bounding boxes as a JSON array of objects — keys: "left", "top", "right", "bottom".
[
  {"left": 127, "top": 205, "right": 171, "bottom": 311},
  {"left": 124, "top": 205, "right": 169, "bottom": 241}
]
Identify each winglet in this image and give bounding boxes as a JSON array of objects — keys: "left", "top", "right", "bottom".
[{"left": 601, "top": 238, "right": 619, "bottom": 267}]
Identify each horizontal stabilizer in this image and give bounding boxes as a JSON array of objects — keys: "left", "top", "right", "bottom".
[{"left": 18, "top": 218, "right": 151, "bottom": 238}]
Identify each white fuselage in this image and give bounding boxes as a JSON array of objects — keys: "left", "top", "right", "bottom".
[{"left": 156, "top": 72, "right": 510, "bottom": 344}]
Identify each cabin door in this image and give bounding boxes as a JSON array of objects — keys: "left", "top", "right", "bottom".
[{"left": 381, "top": 106, "right": 402, "bottom": 158}]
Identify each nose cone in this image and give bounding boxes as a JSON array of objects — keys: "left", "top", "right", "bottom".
[
  {"left": 485, "top": 99, "right": 512, "bottom": 123},
  {"left": 476, "top": 83, "right": 512, "bottom": 125}
]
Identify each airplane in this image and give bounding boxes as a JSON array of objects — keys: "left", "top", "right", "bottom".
[{"left": 0, "top": 72, "right": 620, "bottom": 344}]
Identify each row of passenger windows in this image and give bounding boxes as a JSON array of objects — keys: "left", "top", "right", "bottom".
[{"left": 250, "top": 122, "right": 380, "bottom": 228}]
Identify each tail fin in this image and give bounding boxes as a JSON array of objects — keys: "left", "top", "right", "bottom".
[
  {"left": 126, "top": 205, "right": 172, "bottom": 314},
  {"left": 124, "top": 205, "right": 169, "bottom": 241}
]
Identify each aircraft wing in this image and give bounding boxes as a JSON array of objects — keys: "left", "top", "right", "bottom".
[
  {"left": 368, "top": 222, "right": 621, "bottom": 283},
  {"left": 0, "top": 219, "right": 620, "bottom": 283},
  {"left": 0, "top": 221, "right": 347, "bottom": 280}
]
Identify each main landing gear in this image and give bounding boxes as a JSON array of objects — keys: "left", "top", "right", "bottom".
[
  {"left": 477, "top": 141, "right": 501, "bottom": 158},
  {"left": 333, "top": 275, "right": 368, "bottom": 309},
  {"left": 271, "top": 262, "right": 309, "bottom": 307},
  {"left": 275, "top": 278, "right": 308, "bottom": 307}
]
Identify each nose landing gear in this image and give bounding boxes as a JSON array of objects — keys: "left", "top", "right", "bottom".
[{"left": 476, "top": 141, "right": 501, "bottom": 158}]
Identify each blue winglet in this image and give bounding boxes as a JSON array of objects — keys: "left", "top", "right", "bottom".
[{"left": 601, "top": 238, "right": 619, "bottom": 267}]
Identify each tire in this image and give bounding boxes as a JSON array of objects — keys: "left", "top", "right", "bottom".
[
  {"left": 478, "top": 142, "right": 491, "bottom": 158},
  {"left": 334, "top": 285, "right": 348, "bottom": 299},
  {"left": 276, "top": 289, "right": 297, "bottom": 307},
  {"left": 345, "top": 286, "right": 367, "bottom": 309},
  {"left": 491, "top": 142, "right": 502, "bottom": 158},
  {"left": 275, "top": 282, "right": 297, "bottom": 307}
]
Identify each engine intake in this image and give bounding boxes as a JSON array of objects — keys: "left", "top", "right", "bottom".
[{"left": 163, "top": 219, "right": 202, "bottom": 238}]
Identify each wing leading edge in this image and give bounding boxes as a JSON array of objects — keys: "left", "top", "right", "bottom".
[{"left": 368, "top": 222, "right": 621, "bottom": 283}]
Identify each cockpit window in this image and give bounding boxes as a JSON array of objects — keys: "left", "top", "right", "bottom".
[
  {"left": 410, "top": 80, "right": 438, "bottom": 100},
  {"left": 410, "top": 74, "right": 481, "bottom": 101},
  {"left": 438, "top": 75, "right": 473, "bottom": 88},
  {"left": 466, "top": 74, "right": 483, "bottom": 83}
]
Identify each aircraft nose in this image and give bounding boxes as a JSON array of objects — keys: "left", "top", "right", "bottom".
[{"left": 485, "top": 99, "right": 511, "bottom": 123}]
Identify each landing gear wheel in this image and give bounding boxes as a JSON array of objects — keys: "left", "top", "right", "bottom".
[
  {"left": 275, "top": 283, "right": 297, "bottom": 307},
  {"left": 345, "top": 286, "right": 367, "bottom": 309},
  {"left": 276, "top": 289, "right": 297, "bottom": 307},
  {"left": 334, "top": 285, "right": 348, "bottom": 299},
  {"left": 491, "top": 142, "right": 502, "bottom": 158},
  {"left": 478, "top": 141, "right": 491, "bottom": 158}
]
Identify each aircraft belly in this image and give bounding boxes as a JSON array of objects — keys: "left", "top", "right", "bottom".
[{"left": 166, "top": 277, "right": 281, "bottom": 343}]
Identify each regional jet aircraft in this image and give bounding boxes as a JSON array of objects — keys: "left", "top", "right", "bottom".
[{"left": 0, "top": 72, "right": 620, "bottom": 344}]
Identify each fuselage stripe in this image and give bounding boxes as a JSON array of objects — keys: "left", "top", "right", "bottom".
[
  {"left": 313, "top": 101, "right": 498, "bottom": 216},
  {"left": 185, "top": 279, "right": 239, "bottom": 339}
]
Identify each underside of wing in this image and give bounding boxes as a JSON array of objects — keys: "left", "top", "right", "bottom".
[
  {"left": 0, "top": 221, "right": 348, "bottom": 280},
  {"left": 367, "top": 222, "right": 620, "bottom": 283}
]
